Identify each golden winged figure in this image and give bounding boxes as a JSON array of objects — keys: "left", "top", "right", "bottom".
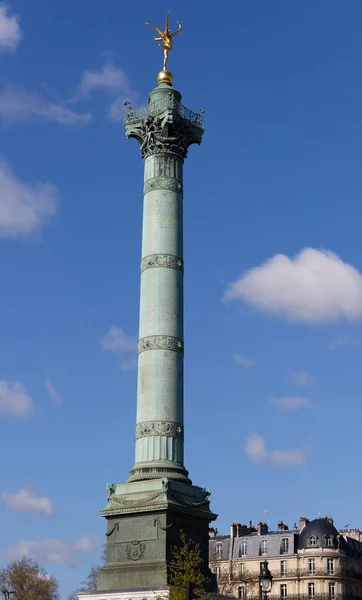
[{"left": 146, "top": 10, "right": 182, "bottom": 71}]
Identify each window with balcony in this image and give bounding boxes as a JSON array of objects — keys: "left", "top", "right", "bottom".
[
  {"left": 281, "top": 560, "right": 287, "bottom": 577},
  {"left": 280, "top": 584, "right": 287, "bottom": 599},
  {"left": 308, "top": 583, "right": 315, "bottom": 599},
  {"left": 309, "top": 558, "right": 316, "bottom": 575},
  {"left": 329, "top": 582, "right": 335, "bottom": 599},
  {"left": 240, "top": 563, "right": 245, "bottom": 577},
  {"left": 216, "top": 543, "right": 222, "bottom": 559},
  {"left": 216, "top": 566, "right": 221, "bottom": 580},
  {"left": 309, "top": 535, "right": 317, "bottom": 547},
  {"left": 281, "top": 537, "right": 289, "bottom": 554},
  {"left": 327, "top": 559, "right": 334, "bottom": 575},
  {"left": 260, "top": 540, "right": 267, "bottom": 556},
  {"left": 326, "top": 535, "right": 333, "bottom": 547},
  {"left": 239, "top": 541, "right": 247, "bottom": 557}
]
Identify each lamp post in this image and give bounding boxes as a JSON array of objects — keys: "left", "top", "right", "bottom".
[
  {"left": 1, "top": 590, "right": 16, "bottom": 600},
  {"left": 259, "top": 560, "right": 273, "bottom": 600}
]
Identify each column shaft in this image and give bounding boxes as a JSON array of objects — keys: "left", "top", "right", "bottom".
[{"left": 129, "top": 153, "right": 189, "bottom": 482}]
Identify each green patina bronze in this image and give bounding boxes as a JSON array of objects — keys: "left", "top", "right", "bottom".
[{"left": 97, "top": 79, "right": 216, "bottom": 592}]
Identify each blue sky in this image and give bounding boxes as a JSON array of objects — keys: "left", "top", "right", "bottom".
[{"left": 1, "top": 0, "right": 362, "bottom": 596}]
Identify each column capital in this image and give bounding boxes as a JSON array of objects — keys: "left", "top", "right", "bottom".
[{"left": 124, "top": 85, "right": 204, "bottom": 159}]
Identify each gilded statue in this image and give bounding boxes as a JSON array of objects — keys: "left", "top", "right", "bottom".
[{"left": 146, "top": 11, "right": 182, "bottom": 71}]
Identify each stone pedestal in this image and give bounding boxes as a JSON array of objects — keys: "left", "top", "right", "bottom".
[{"left": 97, "top": 478, "right": 216, "bottom": 591}]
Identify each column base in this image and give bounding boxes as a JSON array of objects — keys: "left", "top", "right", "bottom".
[
  {"left": 98, "top": 477, "right": 217, "bottom": 592},
  {"left": 128, "top": 460, "right": 191, "bottom": 484}
]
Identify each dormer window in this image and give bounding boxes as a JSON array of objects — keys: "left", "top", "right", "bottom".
[
  {"left": 309, "top": 535, "right": 317, "bottom": 547},
  {"left": 326, "top": 535, "right": 333, "bottom": 547},
  {"left": 239, "top": 540, "right": 247, "bottom": 557},
  {"left": 216, "top": 543, "right": 222, "bottom": 559},
  {"left": 281, "top": 537, "right": 289, "bottom": 554},
  {"left": 260, "top": 539, "right": 267, "bottom": 555}
]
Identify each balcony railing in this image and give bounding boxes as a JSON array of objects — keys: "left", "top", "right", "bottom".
[
  {"left": 269, "top": 595, "right": 360, "bottom": 600},
  {"left": 124, "top": 96, "right": 205, "bottom": 128},
  {"left": 270, "top": 569, "right": 362, "bottom": 580}
]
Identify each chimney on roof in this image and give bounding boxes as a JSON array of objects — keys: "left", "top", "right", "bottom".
[
  {"left": 278, "top": 521, "right": 289, "bottom": 531},
  {"left": 299, "top": 517, "right": 309, "bottom": 531},
  {"left": 209, "top": 527, "right": 218, "bottom": 538},
  {"left": 258, "top": 521, "right": 268, "bottom": 535},
  {"left": 250, "top": 520, "right": 253, "bottom": 529},
  {"left": 231, "top": 523, "right": 237, "bottom": 538},
  {"left": 326, "top": 517, "right": 334, "bottom": 525}
]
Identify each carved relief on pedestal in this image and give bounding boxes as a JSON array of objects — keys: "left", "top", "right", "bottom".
[
  {"left": 141, "top": 253, "right": 183, "bottom": 273},
  {"left": 138, "top": 335, "right": 184, "bottom": 354},
  {"left": 125, "top": 541, "right": 146, "bottom": 561}
]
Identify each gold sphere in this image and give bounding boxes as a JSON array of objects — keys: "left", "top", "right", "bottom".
[{"left": 157, "top": 69, "right": 173, "bottom": 84}]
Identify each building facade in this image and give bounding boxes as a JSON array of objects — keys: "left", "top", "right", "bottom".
[{"left": 209, "top": 518, "right": 362, "bottom": 600}]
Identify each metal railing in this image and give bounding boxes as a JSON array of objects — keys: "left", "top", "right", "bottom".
[
  {"left": 124, "top": 96, "right": 204, "bottom": 128},
  {"left": 269, "top": 595, "right": 360, "bottom": 600},
  {"left": 269, "top": 569, "right": 362, "bottom": 580}
]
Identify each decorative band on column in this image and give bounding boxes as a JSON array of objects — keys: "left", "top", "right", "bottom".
[
  {"left": 141, "top": 254, "right": 184, "bottom": 273},
  {"left": 136, "top": 421, "right": 184, "bottom": 440},
  {"left": 138, "top": 335, "right": 184, "bottom": 355},
  {"left": 143, "top": 176, "right": 183, "bottom": 195}
]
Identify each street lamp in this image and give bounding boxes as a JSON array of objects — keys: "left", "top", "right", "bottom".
[
  {"left": 1, "top": 590, "right": 16, "bottom": 600},
  {"left": 259, "top": 560, "right": 273, "bottom": 600}
]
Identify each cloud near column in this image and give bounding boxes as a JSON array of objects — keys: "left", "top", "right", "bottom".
[
  {"left": 224, "top": 248, "right": 362, "bottom": 324},
  {"left": 1, "top": 488, "right": 54, "bottom": 515},
  {"left": 244, "top": 433, "right": 307, "bottom": 467},
  {"left": 4, "top": 535, "right": 100, "bottom": 566},
  {"left": 101, "top": 325, "right": 137, "bottom": 371},
  {"left": 0, "top": 159, "right": 59, "bottom": 237}
]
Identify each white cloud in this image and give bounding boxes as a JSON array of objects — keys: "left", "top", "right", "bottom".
[
  {"left": 269, "top": 396, "right": 314, "bottom": 411},
  {"left": 79, "top": 62, "right": 129, "bottom": 95},
  {"left": 44, "top": 379, "right": 62, "bottom": 405},
  {"left": 244, "top": 433, "right": 307, "bottom": 467},
  {"left": 288, "top": 370, "right": 315, "bottom": 387},
  {"left": 225, "top": 248, "right": 362, "bottom": 324},
  {"left": 5, "top": 535, "right": 99, "bottom": 566},
  {"left": 244, "top": 433, "right": 268, "bottom": 464},
  {"left": 0, "top": 87, "right": 91, "bottom": 126},
  {"left": 120, "top": 358, "right": 137, "bottom": 372},
  {"left": 0, "top": 380, "right": 33, "bottom": 417},
  {"left": 328, "top": 334, "right": 362, "bottom": 350},
  {"left": 0, "top": 158, "right": 58, "bottom": 237},
  {"left": 0, "top": 3, "right": 22, "bottom": 51},
  {"left": 77, "top": 61, "right": 134, "bottom": 121},
  {"left": 101, "top": 325, "right": 137, "bottom": 354},
  {"left": 234, "top": 353, "right": 255, "bottom": 368},
  {"left": 1, "top": 488, "right": 54, "bottom": 515}
]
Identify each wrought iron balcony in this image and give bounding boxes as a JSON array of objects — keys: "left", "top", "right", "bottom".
[
  {"left": 270, "top": 596, "right": 360, "bottom": 600},
  {"left": 124, "top": 96, "right": 205, "bottom": 129}
]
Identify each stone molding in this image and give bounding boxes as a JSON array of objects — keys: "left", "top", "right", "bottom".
[
  {"left": 135, "top": 421, "right": 184, "bottom": 440},
  {"left": 141, "top": 254, "right": 183, "bottom": 273},
  {"left": 138, "top": 335, "right": 184, "bottom": 355},
  {"left": 143, "top": 176, "right": 182, "bottom": 195}
]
